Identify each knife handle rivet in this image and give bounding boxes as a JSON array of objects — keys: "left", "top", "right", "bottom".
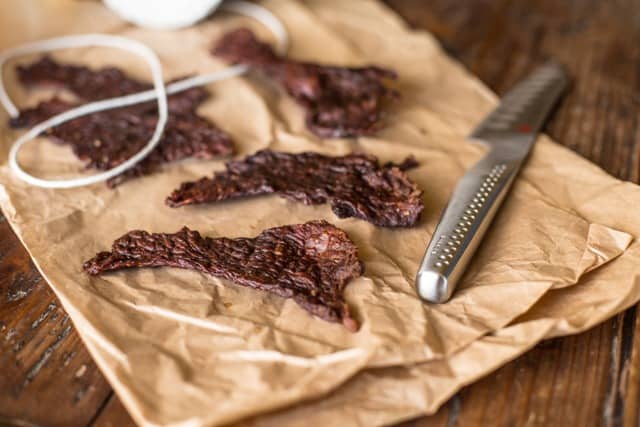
[
  {"left": 435, "top": 262, "right": 443, "bottom": 267},
  {"left": 439, "top": 255, "right": 448, "bottom": 260}
]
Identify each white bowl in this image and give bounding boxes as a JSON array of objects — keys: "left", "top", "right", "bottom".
[{"left": 104, "top": 0, "right": 224, "bottom": 30}]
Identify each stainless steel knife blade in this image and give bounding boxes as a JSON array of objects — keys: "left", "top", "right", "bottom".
[
  {"left": 415, "top": 62, "right": 568, "bottom": 303},
  {"left": 470, "top": 62, "right": 568, "bottom": 143}
]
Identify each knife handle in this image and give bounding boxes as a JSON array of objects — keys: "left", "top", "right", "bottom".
[{"left": 416, "top": 149, "right": 522, "bottom": 303}]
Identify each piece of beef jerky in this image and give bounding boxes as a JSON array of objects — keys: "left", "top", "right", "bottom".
[
  {"left": 84, "top": 220, "right": 363, "bottom": 331},
  {"left": 10, "top": 57, "right": 233, "bottom": 186},
  {"left": 212, "top": 28, "right": 398, "bottom": 138},
  {"left": 16, "top": 56, "right": 209, "bottom": 115},
  {"left": 166, "top": 150, "right": 423, "bottom": 227},
  {"left": 17, "top": 55, "right": 150, "bottom": 102},
  {"left": 12, "top": 97, "right": 233, "bottom": 187}
]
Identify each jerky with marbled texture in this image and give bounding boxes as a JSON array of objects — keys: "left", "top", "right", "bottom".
[
  {"left": 213, "top": 28, "right": 398, "bottom": 138},
  {"left": 167, "top": 150, "right": 423, "bottom": 227},
  {"left": 84, "top": 220, "right": 363, "bottom": 331},
  {"left": 10, "top": 57, "right": 233, "bottom": 186}
]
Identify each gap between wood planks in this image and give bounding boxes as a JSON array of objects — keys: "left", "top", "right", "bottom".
[{"left": 608, "top": 307, "right": 639, "bottom": 426}]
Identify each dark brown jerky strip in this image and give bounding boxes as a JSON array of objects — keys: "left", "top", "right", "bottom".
[
  {"left": 10, "top": 56, "right": 233, "bottom": 186},
  {"left": 83, "top": 220, "right": 363, "bottom": 331},
  {"left": 15, "top": 56, "right": 208, "bottom": 115},
  {"left": 17, "top": 55, "right": 148, "bottom": 102},
  {"left": 212, "top": 28, "right": 399, "bottom": 138},
  {"left": 166, "top": 150, "right": 423, "bottom": 227},
  {"left": 11, "top": 97, "right": 233, "bottom": 187}
]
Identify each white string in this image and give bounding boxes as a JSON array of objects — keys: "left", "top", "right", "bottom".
[
  {"left": 2, "top": 35, "right": 169, "bottom": 189},
  {"left": 0, "top": 0, "right": 288, "bottom": 189}
]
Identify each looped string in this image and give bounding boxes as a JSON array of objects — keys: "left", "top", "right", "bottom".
[{"left": 0, "top": 0, "right": 288, "bottom": 189}]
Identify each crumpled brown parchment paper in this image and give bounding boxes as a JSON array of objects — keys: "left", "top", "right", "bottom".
[{"left": 0, "top": 1, "right": 638, "bottom": 426}]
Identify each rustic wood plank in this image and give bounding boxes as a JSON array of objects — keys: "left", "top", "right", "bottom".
[
  {"left": 1, "top": 1, "right": 639, "bottom": 426},
  {"left": 0, "top": 217, "right": 113, "bottom": 427},
  {"left": 385, "top": 0, "right": 640, "bottom": 426},
  {"left": 620, "top": 309, "right": 640, "bottom": 427}
]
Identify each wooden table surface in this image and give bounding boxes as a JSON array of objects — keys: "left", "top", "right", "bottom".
[{"left": 1, "top": 1, "right": 639, "bottom": 426}]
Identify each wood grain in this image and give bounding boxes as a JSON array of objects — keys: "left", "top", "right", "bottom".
[
  {"left": 1, "top": 1, "right": 639, "bottom": 426},
  {"left": 0, "top": 213, "right": 113, "bottom": 427}
]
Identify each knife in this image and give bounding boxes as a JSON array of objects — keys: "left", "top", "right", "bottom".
[{"left": 415, "top": 61, "right": 568, "bottom": 303}]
